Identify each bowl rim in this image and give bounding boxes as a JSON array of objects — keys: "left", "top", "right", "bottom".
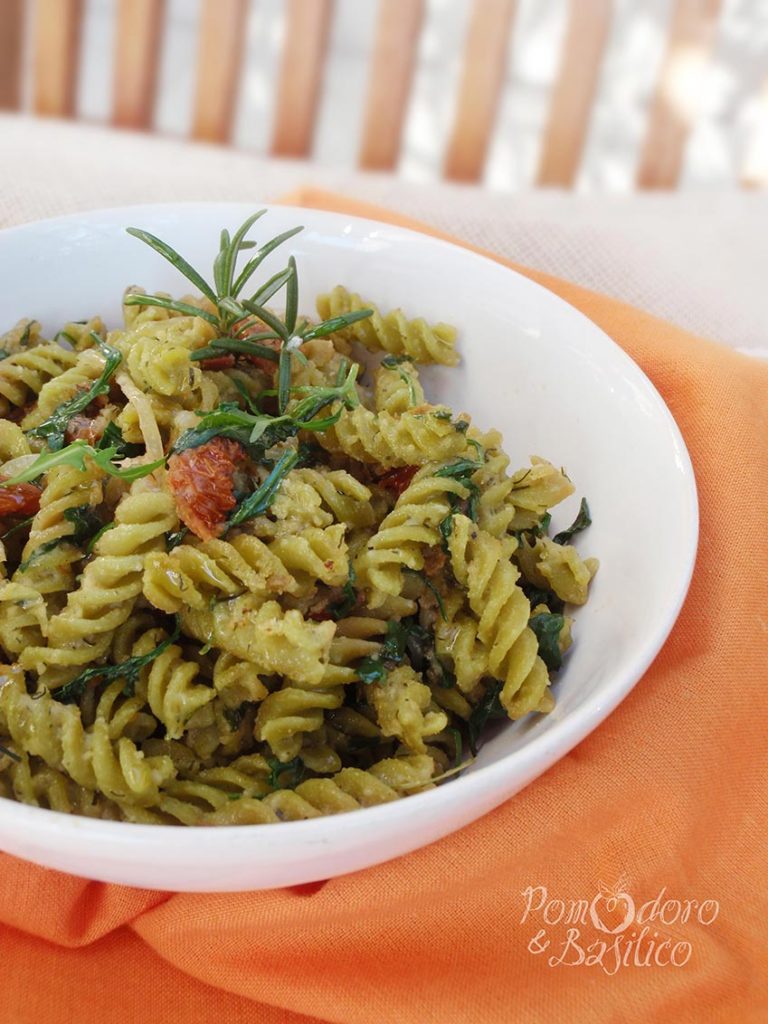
[{"left": 0, "top": 201, "right": 699, "bottom": 849}]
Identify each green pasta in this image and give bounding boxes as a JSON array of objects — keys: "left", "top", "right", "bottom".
[{"left": 0, "top": 211, "right": 597, "bottom": 825}]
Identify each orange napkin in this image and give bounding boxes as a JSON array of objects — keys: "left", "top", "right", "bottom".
[{"left": 1, "top": 190, "right": 766, "bottom": 1024}]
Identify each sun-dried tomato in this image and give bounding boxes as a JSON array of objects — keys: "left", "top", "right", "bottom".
[
  {"left": 0, "top": 477, "right": 41, "bottom": 518},
  {"left": 167, "top": 438, "right": 245, "bottom": 541},
  {"left": 378, "top": 465, "right": 418, "bottom": 496},
  {"left": 198, "top": 354, "right": 236, "bottom": 371}
]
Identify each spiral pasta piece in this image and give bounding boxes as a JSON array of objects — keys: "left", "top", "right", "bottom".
[
  {"left": 130, "top": 628, "right": 216, "bottom": 740},
  {"left": 291, "top": 468, "right": 375, "bottom": 528},
  {"left": 181, "top": 595, "right": 335, "bottom": 688},
  {"left": 255, "top": 683, "right": 344, "bottom": 762},
  {"left": 0, "top": 318, "right": 42, "bottom": 355},
  {"left": 117, "top": 316, "right": 216, "bottom": 397},
  {"left": 0, "top": 343, "right": 78, "bottom": 416},
  {"left": 317, "top": 286, "right": 459, "bottom": 366},
  {"left": 19, "top": 483, "right": 177, "bottom": 682},
  {"left": 21, "top": 348, "right": 108, "bottom": 429},
  {"left": 473, "top": 433, "right": 574, "bottom": 535},
  {"left": 0, "top": 420, "right": 32, "bottom": 462},
  {"left": 355, "top": 467, "right": 468, "bottom": 598},
  {"left": 373, "top": 360, "right": 425, "bottom": 415},
  {"left": 0, "top": 462, "right": 104, "bottom": 655},
  {"left": 0, "top": 749, "right": 119, "bottom": 818},
  {"left": 446, "top": 514, "right": 551, "bottom": 719},
  {"left": 269, "top": 524, "right": 348, "bottom": 592},
  {"left": 319, "top": 405, "right": 469, "bottom": 467},
  {"left": 143, "top": 534, "right": 298, "bottom": 613},
  {"left": 369, "top": 666, "right": 448, "bottom": 754},
  {"left": 515, "top": 536, "right": 598, "bottom": 606},
  {"left": 0, "top": 670, "right": 176, "bottom": 806}
]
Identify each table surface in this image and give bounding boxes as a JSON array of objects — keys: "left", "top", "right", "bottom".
[{"left": 2, "top": 114, "right": 766, "bottom": 358}]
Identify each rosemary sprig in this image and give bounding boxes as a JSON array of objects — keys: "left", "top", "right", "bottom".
[{"left": 124, "top": 212, "right": 374, "bottom": 348}]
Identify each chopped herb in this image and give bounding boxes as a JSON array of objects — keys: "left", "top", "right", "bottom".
[
  {"left": 381, "top": 354, "right": 417, "bottom": 404},
  {"left": 439, "top": 514, "right": 454, "bottom": 546},
  {"left": 87, "top": 521, "right": 116, "bottom": 553},
  {"left": 354, "top": 618, "right": 433, "bottom": 683},
  {"left": 356, "top": 656, "right": 387, "bottom": 685},
  {"left": 521, "top": 582, "right": 564, "bottom": 615},
  {"left": 18, "top": 538, "right": 65, "bottom": 572},
  {"left": 227, "top": 448, "right": 299, "bottom": 528},
  {"left": 0, "top": 516, "right": 34, "bottom": 542},
  {"left": 167, "top": 526, "right": 189, "bottom": 551},
  {"left": 267, "top": 756, "right": 305, "bottom": 790},
  {"left": 0, "top": 743, "right": 21, "bottom": 764},
  {"left": 0, "top": 441, "right": 164, "bottom": 487},
  {"left": 223, "top": 704, "right": 248, "bottom": 730},
  {"left": 467, "top": 681, "right": 505, "bottom": 755},
  {"left": 55, "top": 618, "right": 181, "bottom": 704},
  {"left": 552, "top": 498, "right": 592, "bottom": 545},
  {"left": 329, "top": 565, "right": 358, "bottom": 620},
  {"left": 27, "top": 336, "right": 122, "bottom": 451},
  {"left": 529, "top": 612, "right": 565, "bottom": 672},
  {"left": 403, "top": 567, "right": 446, "bottom": 620},
  {"left": 63, "top": 505, "right": 103, "bottom": 545},
  {"left": 97, "top": 421, "right": 143, "bottom": 459}
]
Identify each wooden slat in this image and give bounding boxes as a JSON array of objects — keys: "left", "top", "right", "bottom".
[
  {"left": 0, "top": 0, "right": 24, "bottom": 109},
  {"left": 191, "top": 0, "right": 248, "bottom": 144},
  {"left": 33, "top": 0, "right": 84, "bottom": 117},
  {"left": 537, "top": 0, "right": 612, "bottom": 188},
  {"left": 636, "top": 0, "right": 723, "bottom": 190},
  {"left": 113, "top": 0, "right": 166, "bottom": 130},
  {"left": 444, "top": 0, "right": 516, "bottom": 182},
  {"left": 271, "top": 0, "right": 334, "bottom": 158},
  {"left": 358, "top": 0, "right": 425, "bottom": 171}
]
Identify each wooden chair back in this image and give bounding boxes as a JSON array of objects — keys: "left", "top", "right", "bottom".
[{"left": 0, "top": 0, "right": 763, "bottom": 189}]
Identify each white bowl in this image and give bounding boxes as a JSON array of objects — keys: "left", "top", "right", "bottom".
[{"left": 0, "top": 203, "right": 697, "bottom": 890}]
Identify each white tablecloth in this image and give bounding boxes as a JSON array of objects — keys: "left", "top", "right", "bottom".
[{"left": 2, "top": 115, "right": 765, "bottom": 357}]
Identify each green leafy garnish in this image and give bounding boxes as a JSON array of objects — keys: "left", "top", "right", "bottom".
[
  {"left": 552, "top": 498, "right": 592, "bottom": 545},
  {"left": 266, "top": 756, "right": 305, "bottom": 790},
  {"left": 97, "top": 421, "right": 143, "bottom": 459},
  {"left": 18, "top": 504, "right": 105, "bottom": 567},
  {"left": 381, "top": 354, "right": 417, "bottom": 405},
  {"left": 528, "top": 612, "right": 565, "bottom": 672},
  {"left": 467, "top": 681, "right": 505, "bottom": 755},
  {"left": 354, "top": 619, "right": 433, "bottom": 684},
  {"left": 55, "top": 618, "right": 181, "bottom": 704},
  {"left": 0, "top": 441, "right": 165, "bottom": 487},
  {"left": 27, "top": 336, "right": 121, "bottom": 451},
  {"left": 172, "top": 363, "right": 360, "bottom": 459},
  {"left": 227, "top": 448, "right": 299, "bottom": 528},
  {"left": 63, "top": 505, "right": 103, "bottom": 545}
]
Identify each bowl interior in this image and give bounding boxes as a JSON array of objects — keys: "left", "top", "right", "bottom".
[{"left": 0, "top": 203, "right": 697, "bottom": 889}]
